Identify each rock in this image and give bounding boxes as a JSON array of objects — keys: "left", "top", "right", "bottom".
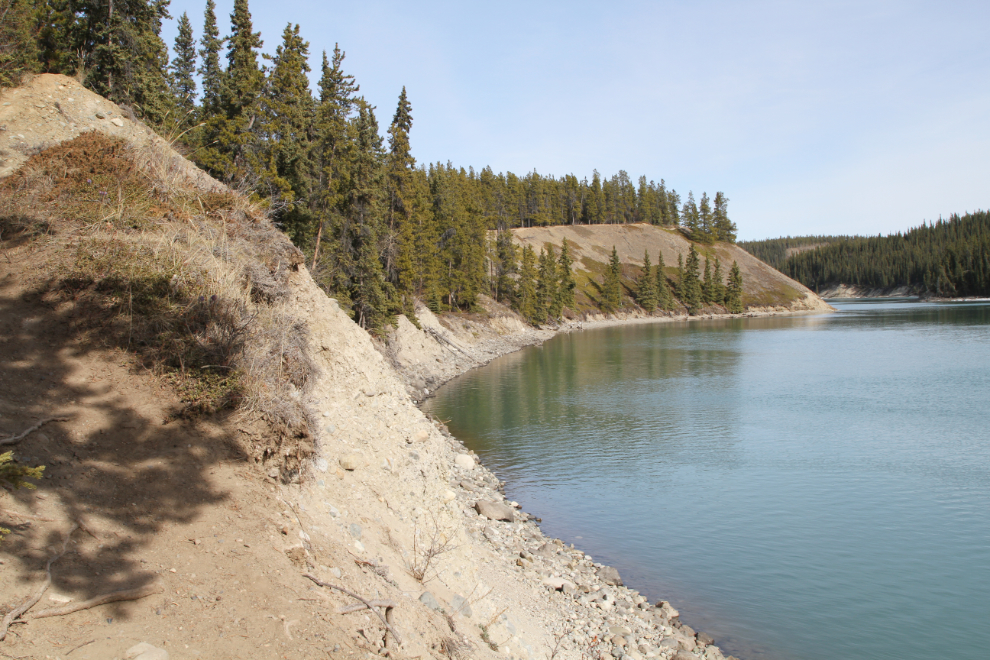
[
  {"left": 658, "top": 639, "right": 679, "bottom": 650},
  {"left": 412, "top": 429, "right": 429, "bottom": 442},
  {"left": 454, "top": 454, "right": 475, "bottom": 470},
  {"left": 673, "top": 652, "right": 696, "bottom": 660},
  {"left": 110, "top": 117, "right": 124, "bottom": 127},
  {"left": 677, "top": 636, "right": 696, "bottom": 652},
  {"left": 284, "top": 546, "right": 307, "bottom": 568},
  {"left": 475, "top": 500, "right": 514, "bottom": 522},
  {"left": 451, "top": 594, "right": 472, "bottom": 617},
  {"left": 442, "top": 489, "right": 456, "bottom": 502},
  {"left": 542, "top": 577, "right": 575, "bottom": 591},
  {"left": 330, "top": 567, "right": 342, "bottom": 578},
  {"left": 419, "top": 591, "right": 442, "bottom": 611},
  {"left": 697, "top": 632, "right": 713, "bottom": 647},
  {"left": 348, "top": 523, "right": 362, "bottom": 539},
  {"left": 534, "top": 542, "right": 556, "bottom": 557},
  {"left": 314, "top": 457, "right": 328, "bottom": 472},
  {"left": 680, "top": 625, "right": 696, "bottom": 638},
  {"left": 125, "top": 643, "right": 168, "bottom": 660},
  {"left": 339, "top": 453, "right": 364, "bottom": 470},
  {"left": 598, "top": 565, "right": 623, "bottom": 586}
]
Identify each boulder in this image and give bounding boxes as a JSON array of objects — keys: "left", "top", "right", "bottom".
[
  {"left": 598, "top": 565, "right": 623, "bottom": 586},
  {"left": 475, "top": 500, "right": 514, "bottom": 522},
  {"left": 697, "top": 632, "right": 714, "bottom": 647},
  {"left": 673, "top": 652, "right": 696, "bottom": 660}
]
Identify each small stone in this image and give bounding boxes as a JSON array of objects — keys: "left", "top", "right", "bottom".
[
  {"left": 542, "top": 577, "right": 575, "bottom": 591},
  {"left": 95, "top": 111, "right": 105, "bottom": 119},
  {"left": 353, "top": 540, "right": 365, "bottom": 552},
  {"left": 412, "top": 429, "right": 429, "bottom": 442},
  {"left": 474, "top": 500, "right": 514, "bottom": 522},
  {"left": 454, "top": 454, "right": 475, "bottom": 470},
  {"left": 339, "top": 453, "right": 364, "bottom": 470},
  {"left": 534, "top": 542, "right": 556, "bottom": 557},
  {"left": 419, "top": 591, "right": 442, "bottom": 611},
  {"left": 451, "top": 594, "right": 472, "bottom": 617},
  {"left": 443, "top": 490, "right": 456, "bottom": 502},
  {"left": 330, "top": 567, "right": 342, "bottom": 578},
  {"left": 349, "top": 523, "right": 362, "bottom": 539},
  {"left": 314, "top": 458, "right": 328, "bottom": 473},
  {"left": 598, "top": 565, "right": 623, "bottom": 586},
  {"left": 125, "top": 642, "right": 169, "bottom": 660},
  {"left": 697, "top": 632, "right": 713, "bottom": 647}
]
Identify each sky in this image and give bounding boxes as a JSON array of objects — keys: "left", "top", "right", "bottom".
[{"left": 161, "top": 0, "right": 990, "bottom": 241}]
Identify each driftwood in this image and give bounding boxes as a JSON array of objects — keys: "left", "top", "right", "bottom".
[
  {"left": 0, "top": 524, "right": 76, "bottom": 641},
  {"left": 25, "top": 581, "right": 163, "bottom": 620},
  {"left": 303, "top": 573, "right": 402, "bottom": 647},
  {"left": 0, "top": 417, "right": 71, "bottom": 447}
]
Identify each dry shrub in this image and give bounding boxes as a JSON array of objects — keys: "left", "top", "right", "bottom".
[{"left": 2, "top": 132, "right": 316, "bottom": 479}]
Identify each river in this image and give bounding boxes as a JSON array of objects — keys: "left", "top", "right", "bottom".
[{"left": 422, "top": 300, "right": 990, "bottom": 660}]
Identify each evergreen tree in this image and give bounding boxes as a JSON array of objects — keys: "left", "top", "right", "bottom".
[
  {"left": 702, "top": 257, "right": 714, "bottom": 303},
  {"left": 601, "top": 245, "right": 622, "bottom": 313},
  {"left": 712, "top": 257, "right": 726, "bottom": 305},
  {"left": 675, "top": 253, "right": 686, "bottom": 303},
  {"left": 169, "top": 12, "right": 197, "bottom": 127},
  {"left": 697, "top": 192, "right": 714, "bottom": 243},
  {"left": 536, "top": 245, "right": 559, "bottom": 322},
  {"left": 637, "top": 250, "right": 657, "bottom": 312},
  {"left": 198, "top": 0, "right": 224, "bottom": 115},
  {"left": 726, "top": 261, "right": 744, "bottom": 313},
  {"left": 682, "top": 191, "right": 699, "bottom": 234},
  {"left": 656, "top": 251, "right": 674, "bottom": 311},
  {"left": 517, "top": 245, "right": 539, "bottom": 324},
  {"left": 713, "top": 192, "right": 737, "bottom": 243},
  {"left": 0, "top": 0, "right": 39, "bottom": 87},
  {"left": 557, "top": 238, "right": 576, "bottom": 311},
  {"left": 261, "top": 23, "right": 315, "bottom": 237},
  {"left": 494, "top": 229, "right": 517, "bottom": 303},
  {"left": 385, "top": 86, "right": 418, "bottom": 315},
  {"left": 682, "top": 244, "right": 702, "bottom": 313},
  {"left": 197, "top": 0, "right": 265, "bottom": 183}
]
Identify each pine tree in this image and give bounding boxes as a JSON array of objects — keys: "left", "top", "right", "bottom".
[
  {"left": 197, "top": 0, "right": 265, "bottom": 183},
  {"left": 198, "top": 0, "right": 224, "bottom": 115},
  {"left": 601, "top": 246, "right": 622, "bottom": 313},
  {"left": 538, "top": 245, "right": 562, "bottom": 321},
  {"left": 637, "top": 250, "right": 657, "bottom": 312},
  {"left": 713, "top": 192, "right": 737, "bottom": 243},
  {"left": 682, "top": 245, "right": 702, "bottom": 313},
  {"left": 726, "top": 261, "right": 744, "bottom": 313},
  {"left": 682, "top": 191, "right": 699, "bottom": 235},
  {"left": 656, "top": 251, "right": 674, "bottom": 311},
  {"left": 0, "top": 0, "right": 39, "bottom": 87},
  {"left": 675, "top": 253, "right": 686, "bottom": 303},
  {"left": 517, "top": 245, "right": 539, "bottom": 324},
  {"left": 557, "top": 238, "right": 576, "bottom": 311},
  {"left": 702, "top": 257, "right": 714, "bottom": 303},
  {"left": 169, "top": 12, "right": 197, "bottom": 128},
  {"left": 494, "top": 229, "right": 517, "bottom": 303},
  {"left": 697, "top": 192, "right": 714, "bottom": 243},
  {"left": 712, "top": 257, "right": 726, "bottom": 305},
  {"left": 385, "top": 86, "right": 418, "bottom": 315},
  {"left": 261, "top": 23, "right": 315, "bottom": 238}
]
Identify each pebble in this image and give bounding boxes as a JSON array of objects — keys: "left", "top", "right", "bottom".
[
  {"left": 339, "top": 453, "right": 364, "bottom": 470},
  {"left": 124, "top": 642, "right": 168, "bottom": 660}
]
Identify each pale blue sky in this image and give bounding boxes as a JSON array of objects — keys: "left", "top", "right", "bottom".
[{"left": 162, "top": 0, "right": 990, "bottom": 241}]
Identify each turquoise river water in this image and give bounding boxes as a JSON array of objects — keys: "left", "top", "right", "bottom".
[{"left": 422, "top": 301, "right": 990, "bottom": 660}]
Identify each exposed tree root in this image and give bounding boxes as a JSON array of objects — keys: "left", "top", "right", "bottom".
[
  {"left": 0, "top": 524, "right": 76, "bottom": 641},
  {"left": 25, "top": 581, "right": 164, "bottom": 620},
  {"left": 0, "top": 417, "right": 72, "bottom": 447},
  {"left": 302, "top": 573, "right": 402, "bottom": 647}
]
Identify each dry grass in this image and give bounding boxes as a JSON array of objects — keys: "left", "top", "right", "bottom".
[{"left": 0, "top": 132, "right": 316, "bottom": 479}]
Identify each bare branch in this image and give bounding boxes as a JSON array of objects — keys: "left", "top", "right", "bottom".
[{"left": 0, "top": 417, "right": 72, "bottom": 447}]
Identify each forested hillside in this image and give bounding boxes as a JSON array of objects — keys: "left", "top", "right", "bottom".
[
  {"left": 1, "top": 0, "right": 745, "bottom": 329},
  {"left": 738, "top": 236, "right": 850, "bottom": 271},
  {"left": 742, "top": 212, "right": 990, "bottom": 297}
]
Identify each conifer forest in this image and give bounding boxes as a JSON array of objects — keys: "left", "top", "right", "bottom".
[
  {"left": 740, "top": 211, "right": 990, "bottom": 298},
  {"left": 0, "top": 0, "right": 745, "bottom": 332}
]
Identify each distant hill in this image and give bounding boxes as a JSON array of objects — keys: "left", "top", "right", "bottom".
[
  {"left": 513, "top": 223, "right": 831, "bottom": 312},
  {"left": 741, "top": 212, "right": 990, "bottom": 298}
]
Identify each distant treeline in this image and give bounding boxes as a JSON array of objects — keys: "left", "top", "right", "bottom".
[
  {"left": 0, "top": 0, "right": 739, "bottom": 330},
  {"left": 738, "top": 236, "right": 850, "bottom": 271},
  {"left": 742, "top": 211, "right": 990, "bottom": 297}
]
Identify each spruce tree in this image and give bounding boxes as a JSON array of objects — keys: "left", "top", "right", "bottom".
[
  {"left": 682, "top": 245, "right": 702, "bottom": 313},
  {"left": 601, "top": 246, "right": 622, "bottom": 313},
  {"left": 517, "top": 245, "right": 539, "bottom": 324},
  {"left": 726, "top": 261, "right": 744, "bottom": 313},
  {"left": 537, "top": 245, "right": 561, "bottom": 321},
  {"left": 675, "top": 253, "right": 686, "bottom": 303},
  {"left": 713, "top": 192, "right": 737, "bottom": 243},
  {"left": 169, "top": 12, "right": 197, "bottom": 130},
  {"left": 197, "top": 0, "right": 265, "bottom": 183},
  {"left": 712, "top": 257, "right": 726, "bottom": 305},
  {"left": 637, "top": 250, "right": 657, "bottom": 312},
  {"left": 261, "top": 23, "right": 315, "bottom": 238},
  {"left": 656, "top": 251, "right": 674, "bottom": 311},
  {"left": 495, "top": 229, "right": 517, "bottom": 304},
  {"left": 386, "top": 86, "right": 418, "bottom": 315},
  {"left": 697, "top": 193, "right": 714, "bottom": 243},
  {"left": 702, "top": 257, "right": 714, "bottom": 303},
  {"left": 0, "top": 0, "right": 39, "bottom": 87},
  {"left": 682, "top": 191, "right": 699, "bottom": 234},
  {"left": 557, "top": 238, "right": 576, "bottom": 311},
  {"left": 198, "top": 0, "right": 224, "bottom": 115}
]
